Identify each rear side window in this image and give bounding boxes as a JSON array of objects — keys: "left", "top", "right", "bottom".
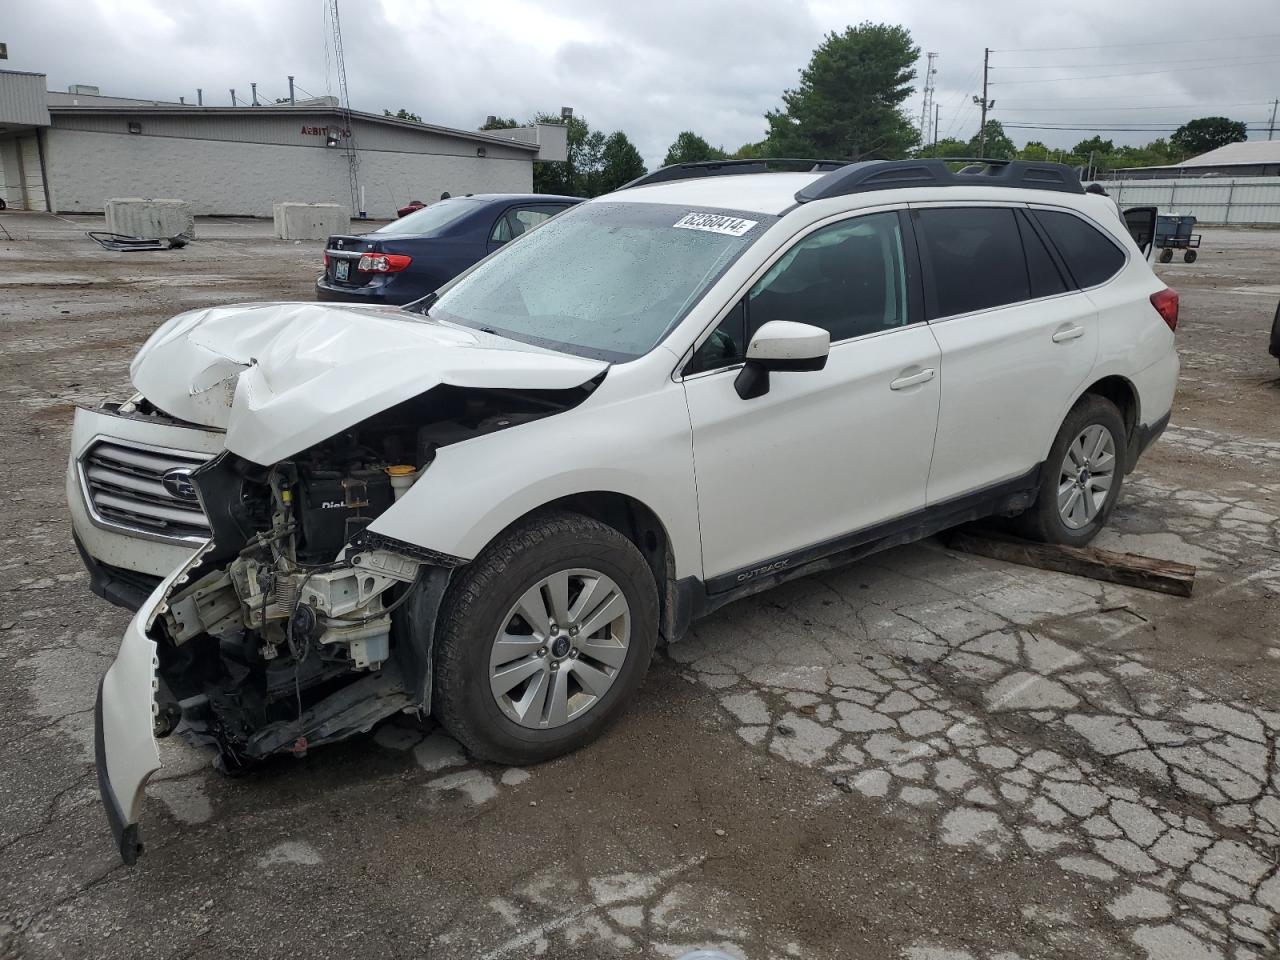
[
  {"left": 916, "top": 208, "right": 1030, "bottom": 318},
  {"left": 1031, "top": 209, "right": 1126, "bottom": 288},
  {"left": 1016, "top": 211, "right": 1069, "bottom": 299}
]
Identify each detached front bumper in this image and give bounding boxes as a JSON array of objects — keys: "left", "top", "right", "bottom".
[{"left": 94, "top": 564, "right": 191, "bottom": 864}]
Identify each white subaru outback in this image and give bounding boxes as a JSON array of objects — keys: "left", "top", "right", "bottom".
[{"left": 77, "top": 159, "right": 1177, "bottom": 861}]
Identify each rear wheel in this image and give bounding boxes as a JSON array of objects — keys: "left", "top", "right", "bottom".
[
  {"left": 433, "top": 512, "right": 658, "bottom": 765},
  {"left": 1014, "top": 395, "right": 1127, "bottom": 547},
  {"left": 1184, "top": 249, "right": 1198, "bottom": 263}
]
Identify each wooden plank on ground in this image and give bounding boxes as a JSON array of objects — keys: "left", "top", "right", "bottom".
[{"left": 943, "top": 530, "right": 1196, "bottom": 598}]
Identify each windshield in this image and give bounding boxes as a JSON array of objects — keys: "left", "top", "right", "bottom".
[
  {"left": 374, "top": 197, "right": 477, "bottom": 237},
  {"left": 424, "top": 201, "right": 772, "bottom": 360}
]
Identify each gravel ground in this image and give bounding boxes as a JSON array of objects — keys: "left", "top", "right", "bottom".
[{"left": 1, "top": 212, "right": 1278, "bottom": 960}]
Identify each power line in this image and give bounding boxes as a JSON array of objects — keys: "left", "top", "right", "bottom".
[
  {"left": 990, "top": 59, "right": 1279, "bottom": 85},
  {"left": 991, "top": 33, "right": 1280, "bottom": 53},
  {"left": 1003, "top": 122, "right": 1275, "bottom": 131},
  {"left": 994, "top": 53, "right": 1280, "bottom": 70},
  {"left": 994, "top": 99, "right": 1273, "bottom": 109}
]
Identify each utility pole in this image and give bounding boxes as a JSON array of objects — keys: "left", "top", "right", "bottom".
[
  {"left": 1269, "top": 98, "right": 1279, "bottom": 141},
  {"left": 919, "top": 52, "right": 938, "bottom": 145},
  {"left": 229, "top": 88, "right": 236, "bottom": 106},
  {"left": 933, "top": 103, "right": 940, "bottom": 156},
  {"left": 973, "top": 47, "right": 995, "bottom": 157}
]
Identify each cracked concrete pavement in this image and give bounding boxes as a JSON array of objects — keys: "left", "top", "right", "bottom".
[{"left": 1, "top": 214, "right": 1279, "bottom": 959}]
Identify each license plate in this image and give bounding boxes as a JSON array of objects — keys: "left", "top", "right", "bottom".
[{"left": 334, "top": 259, "right": 350, "bottom": 281}]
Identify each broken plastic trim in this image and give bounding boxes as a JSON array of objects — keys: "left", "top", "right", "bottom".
[
  {"left": 94, "top": 677, "right": 142, "bottom": 865},
  {"left": 348, "top": 529, "right": 466, "bottom": 568}
]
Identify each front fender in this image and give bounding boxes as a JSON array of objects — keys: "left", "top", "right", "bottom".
[{"left": 366, "top": 377, "right": 701, "bottom": 579}]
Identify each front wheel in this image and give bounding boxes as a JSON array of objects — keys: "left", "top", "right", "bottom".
[
  {"left": 1158, "top": 248, "right": 1174, "bottom": 263},
  {"left": 1013, "top": 395, "right": 1128, "bottom": 547},
  {"left": 432, "top": 512, "right": 658, "bottom": 765},
  {"left": 1183, "top": 249, "right": 1198, "bottom": 263}
]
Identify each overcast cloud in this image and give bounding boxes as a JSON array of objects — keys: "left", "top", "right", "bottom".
[{"left": 5, "top": 0, "right": 1278, "bottom": 166}]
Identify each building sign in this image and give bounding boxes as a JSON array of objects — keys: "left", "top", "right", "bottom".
[{"left": 301, "top": 125, "right": 350, "bottom": 138}]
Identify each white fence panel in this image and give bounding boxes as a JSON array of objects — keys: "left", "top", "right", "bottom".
[{"left": 1088, "top": 176, "right": 1280, "bottom": 226}]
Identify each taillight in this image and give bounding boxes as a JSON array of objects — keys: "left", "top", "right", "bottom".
[
  {"left": 323, "top": 252, "right": 330, "bottom": 268},
  {"left": 358, "top": 253, "right": 412, "bottom": 273},
  {"left": 1150, "top": 288, "right": 1179, "bottom": 333}
]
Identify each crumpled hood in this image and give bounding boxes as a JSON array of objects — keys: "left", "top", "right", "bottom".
[{"left": 130, "top": 302, "right": 607, "bottom": 464}]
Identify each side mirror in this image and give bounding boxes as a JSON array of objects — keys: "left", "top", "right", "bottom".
[{"left": 734, "top": 320, "right": 830, "bottom": 400}]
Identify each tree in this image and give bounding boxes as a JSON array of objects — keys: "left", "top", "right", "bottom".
[
  {"left": 598, "top": 132, "right": 647, "bottom": 193},
  {"left": 764, "top": 22, "right": 920, "bottom": 160},
  {"left": 663, "top": 131, "right": 728, "bottom": 166},
  {"left": 731, "top": 140, "right": 769, "bottom": 160},
  {"left": 530, "top": 113, "right": 612, "bottom": 197},
  {"left": 480, "top": 116, "right": 519, "bottom": 130},
  {"left": 1019, "top": 140, "right": 1051, "bottom": 161},
  {"left": 1171, "top": 117, "right": 1247, "bottom": 157},
  {"left": 967, "top": 120, "right": 1016, "bottom": 160},
  {"left": 1073, "top": 136, "right": 1114, "bottom": 157},
  {"left": 913, "top": 137, "right": 968, "bottom": 159},
  {"left": 383, "top": 107, "right": 422, "bottom": 123}
]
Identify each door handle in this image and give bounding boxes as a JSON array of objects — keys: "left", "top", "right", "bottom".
[
  {"left": 890, "top": 368, "right": 936, "bottom": 390},
  {"left": 1052, "top": 326, "right": 1085, "bottom": 343}
]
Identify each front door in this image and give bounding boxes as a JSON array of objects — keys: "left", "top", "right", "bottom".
[{"left": 681, "top": 210, "right": 942, "bottom": 588}]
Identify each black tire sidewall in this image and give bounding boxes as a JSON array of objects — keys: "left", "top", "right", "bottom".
[
  {"left": 434, "top": 516, "right": 658, "bottom": 763},
  {"left": 1033, "top": 396, "right": 1128, "bottom": 546}
]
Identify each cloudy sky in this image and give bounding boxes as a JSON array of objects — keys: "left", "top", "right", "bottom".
[{"left": 6, "top": 0, "right": 1279, "bottom": 166}]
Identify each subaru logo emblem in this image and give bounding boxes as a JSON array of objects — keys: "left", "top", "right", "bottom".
[{"left": 161, "top": 468, "right": 199, "bottom": 502}]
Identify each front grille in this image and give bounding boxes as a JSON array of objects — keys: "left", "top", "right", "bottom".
[{"left": 80, "top": 439, "right": 212, "bottom": 542}]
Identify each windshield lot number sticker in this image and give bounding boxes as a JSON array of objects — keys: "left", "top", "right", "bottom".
[{"left": 673, "top": 213, "right": 758, "bottom": 237}]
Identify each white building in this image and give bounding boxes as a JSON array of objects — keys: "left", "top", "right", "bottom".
[{"left": 0, "top": 70, "right": 568, "bottom": 219}]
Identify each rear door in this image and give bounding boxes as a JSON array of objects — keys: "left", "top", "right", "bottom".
[{"left": 915, "top": 204, "right": 1099, "bottom": 505}]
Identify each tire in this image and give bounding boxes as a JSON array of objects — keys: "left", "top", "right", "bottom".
[
  {"left": 432, "top": 511, "right": 658, "bottom": 765},
  {"left": 1158, "top": 248, "right": 1174, "bottom": 263},
  {"left": 1183, "top": 249, "right": 1197, "bottom": 263},
  {"left": 1013, "top": 395, "right": 1128, "bottom": 547}
]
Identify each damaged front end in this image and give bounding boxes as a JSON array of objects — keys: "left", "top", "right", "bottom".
[{"left": 94, "top": 379, "right": 598, "bottom": 862}]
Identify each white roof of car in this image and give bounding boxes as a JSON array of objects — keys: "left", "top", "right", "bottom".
[{"left": 600, "top": 172, "right": 824, "bottom": 216}]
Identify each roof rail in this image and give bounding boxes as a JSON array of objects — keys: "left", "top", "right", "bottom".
[
  {"left": 796, "top": 158, "right": 1084, "bottom": 202},
  {"left": 619, "top": 158, "right": 849, "bottom": 190}
]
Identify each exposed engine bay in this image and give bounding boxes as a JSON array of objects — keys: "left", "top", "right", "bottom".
[{"left": 149, "top": 382, "right": 597, "bottom": 768}]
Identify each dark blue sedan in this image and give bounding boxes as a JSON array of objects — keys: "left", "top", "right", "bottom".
[{"left": 315, "top": 193, "right": 582, "bottom": 305}]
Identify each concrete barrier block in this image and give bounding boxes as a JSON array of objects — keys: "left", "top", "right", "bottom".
[
  {"left": 104, "top": 198, "right": 195, "bottom": 239},
  {"left": 273, "top": 202, "right": 346, "bottom": 241}
]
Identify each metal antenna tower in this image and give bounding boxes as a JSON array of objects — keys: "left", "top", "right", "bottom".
[
  {"left": 327, "top": 0, "right": 360, "bottom": 214},
  {"left": 919, "top": 52, "right": 938, "bottom": 144}
]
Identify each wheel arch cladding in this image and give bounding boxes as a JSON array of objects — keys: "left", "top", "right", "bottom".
[
  {"left": 1082, "top": 374, "right": 1140, "bottom": 467},
  {"left": 488, "top": 491, "right": 681, "bottom": 644}
]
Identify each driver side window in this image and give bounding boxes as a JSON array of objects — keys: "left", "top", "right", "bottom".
[
  {"left": 749, "top": 211, "right": 909, "bottom": 342},
  {"left": 686, "top": 211, "right": 911, "bottom": 374}
]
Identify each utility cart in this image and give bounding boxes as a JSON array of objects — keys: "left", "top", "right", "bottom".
[{"left": 1155, "top": 214, "right": 1201, "bottom": 263}]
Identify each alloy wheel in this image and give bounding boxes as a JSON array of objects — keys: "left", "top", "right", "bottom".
[
  {"left": 488, "top": 568, "right": 631, "bottom": 729},
  {"left": 1057, "top": 423, "right": 1117, "bottom": 530}
]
